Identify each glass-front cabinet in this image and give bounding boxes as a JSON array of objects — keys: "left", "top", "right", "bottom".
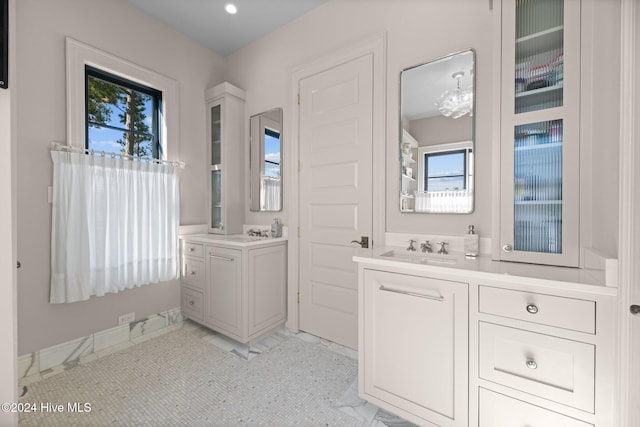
[
  {"left": 498, "top": 0, "right": 580, "bottom": 266},
  {"left": 205, "top": 82, "right": 245, "bottom": 235}
]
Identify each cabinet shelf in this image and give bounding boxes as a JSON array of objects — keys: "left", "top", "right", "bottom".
[
  {"left": 516, "top": 25, "right": 563, "bottom": 58},
  {"left": 514, "top": 141, "right": 562, "bottom": 151},
  {"left": 514, "top": 200, "right": 562, "bottom": 205},
  {"left": 515, "top": 84, "right": 563, "bottom": 113},
  {"left": 402, "top": 174, "right": 416, "bottom": 182}
]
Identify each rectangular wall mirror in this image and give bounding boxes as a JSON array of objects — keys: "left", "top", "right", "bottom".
[
  {"left": 250, "top": 108, "right": 282, "bottom": 212},
  {"left": 399, "top": 49, "right": 475, "bottom": 214}
]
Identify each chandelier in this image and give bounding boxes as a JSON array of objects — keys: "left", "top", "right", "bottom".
[{"left": 436, "top": 71, "right": 473, "bottom": 119}]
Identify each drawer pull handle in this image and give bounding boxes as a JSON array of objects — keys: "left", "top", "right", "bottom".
[
  {"left": 379, "top": 284, "right": 444, "bottom": 302},
  {"left": 209, "top": 254, "right": 234, "bottom": 262},
  {"left": 526, "top": 304, "right": 539, "bottom": 314},
  {"left": 189, "top": 300, "right": 195, "bottom": 306},
  {"left": 526, "top": 359, "right": 538, "bottom": 370}
]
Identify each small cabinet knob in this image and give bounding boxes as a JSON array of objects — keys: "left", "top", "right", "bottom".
[
  {"left": 526, "top": 359, "right": 538, "bottom": 370},
  {"left": 189, "top": 300, "right": 195, "bottom": 306},
  {"left": 190, "top": 271, "right": 196, "bottom": 275},
  {"left": 503, "top": 244, "right": 513, "bottom": 252},
  {"left": 526, "top": 304, "right": 539, "bottom": 314},
  {"left": 189, "top": 247, "right": 195, "bottom": 252}
]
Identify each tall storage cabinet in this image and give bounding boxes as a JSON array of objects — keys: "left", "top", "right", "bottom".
[
  {"left": 205, "top": 82, "right": 245, "bottom": 235},
  {"left": 497, "top": 0, "right": 581, "bottom": 267}
]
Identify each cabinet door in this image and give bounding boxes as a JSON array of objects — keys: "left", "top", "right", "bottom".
[
  {"left": 204, "top": 246, "right": 243, "bottom": 339},
  {"left": 208, "top": 103, "right": 224, "bottom": 233},
  {"left": 499, "top": 0, "right": 580, "bottom": 266},
  {"left": 360, "top": 269, "right": 468, "bottom": 427}
]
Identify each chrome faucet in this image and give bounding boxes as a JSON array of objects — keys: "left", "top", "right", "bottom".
[
  {"left": 436, "top": 241, "right": 449, "bottom": 255},
  {"left": 420, "top": 241, "right": 432, "bottom": 253},
  {"left": 407, "top": 239, "right": 417, "bottom": 252}
]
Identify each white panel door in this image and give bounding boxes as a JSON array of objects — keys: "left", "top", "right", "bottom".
[{"left": 298, "top": 53, "right": 373, "bottom": 349}]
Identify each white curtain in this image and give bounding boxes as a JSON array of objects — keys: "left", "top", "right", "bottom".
[
  {"left": 261, "top": 176, "right": 281, "bottom": 211},
  {"left": 50, "top": 151, "right": 180, "bottom": 304}
]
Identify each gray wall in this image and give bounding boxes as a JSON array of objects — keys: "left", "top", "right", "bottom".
[
  {"left": 228, "top": 0, "right": 496, "bottom": 238},
  {"left": 16, "top": 0, "right": 226, "bottom": 354}
]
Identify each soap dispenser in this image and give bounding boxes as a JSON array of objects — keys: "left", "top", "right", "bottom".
[
  {"left": 464, "top": 225, "right": 479, "bottom": 258},
  {"left": 271, "top": 218, "right": 282, "bottom": 238}
]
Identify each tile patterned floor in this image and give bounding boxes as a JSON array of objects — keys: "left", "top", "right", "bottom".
[{"left": 19, "top": 321, "right": 415, "bottom": 427}]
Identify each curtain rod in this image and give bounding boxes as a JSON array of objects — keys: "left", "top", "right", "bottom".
[{"left": 50, "top": 142, "right": 185, "bottom": 169}]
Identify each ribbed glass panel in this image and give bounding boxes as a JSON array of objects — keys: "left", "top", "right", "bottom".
[
  {"left": 514, "top": 0, "right": 564, "bottom": 114},
  {"left": 513, "top": 120, "right": 563, "bottom": 254},
  {"left": 211, "top": 105, "right": 221, "bottom": 165},
  {"left": 211, "top": 170, "right": 222, "bottom": 229}
]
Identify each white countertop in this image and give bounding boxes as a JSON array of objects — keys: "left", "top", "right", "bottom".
[
  {"left": 353, "top": 246, "right": 617, "bottom": 296},
  {"left": 180, "top": 233, "right": 287, "bottom": 248}
]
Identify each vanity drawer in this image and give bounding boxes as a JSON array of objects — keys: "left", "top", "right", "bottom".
[
  {"left": 479, "top": 286, "right": 595, "bottom": 334},
  {"left": 183, "top": 242, "right": 204, "bottom": 258},
  {"left": 181, "top": 287, "right": 203, "bottom": 321},
  {"left": 479, "top": 388, "right": 593, "bottom": 427},
  {"left": 181, "top": 257, "right": 204, "bottom": 291},
  {"left": 479, "top": 322, "right": 595, "bottom": 412}
]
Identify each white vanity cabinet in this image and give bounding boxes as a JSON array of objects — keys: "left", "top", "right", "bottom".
[
  {"left": 495, "top": 0, "right": 581, "bottom": 266},
  {"left": 354, "top": 252, "right": 617, "bottom": 427},
  {"left": 205, "top": 82, "right": 245, "bottom": 235},
  {"left": 180, "top": 236, "right": 287, "bottom": 344},
  {"left": 358, "top": 266, "right": 469, "bottom": 427}
]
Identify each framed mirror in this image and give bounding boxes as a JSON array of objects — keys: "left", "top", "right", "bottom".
[
  {"left": 399, "top": 49, "right": 475, "bottom": 213},
  {"left": 250, "top": 108, "right": 282, "bottom": 212}
]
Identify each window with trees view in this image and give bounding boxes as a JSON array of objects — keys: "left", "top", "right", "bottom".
[{"left": 85, "top": 66, "right": 162, "bottom": 159}]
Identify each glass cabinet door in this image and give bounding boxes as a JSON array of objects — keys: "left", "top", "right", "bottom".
[
  {"left": 210, "top": 169, "right": 222, "bottom": 230},
  {"left": 209, "top": 104, "right": 223, "bottom": 232},
  {"left": 500, "top": 0, "right": 580, "bottom": 267}
]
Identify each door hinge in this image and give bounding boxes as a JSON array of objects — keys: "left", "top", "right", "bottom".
[
  {"left": 298, "top": 160, "right": 301, "bottom": 172},
  {"left": 297, "top": 227, "right": 301, "bottom": 238},
  {"left": 297, "top": 94, "right": 301, "bottom": 105},
  {"left": 297, "top": 292, "right": 300, "bottom": 304}
]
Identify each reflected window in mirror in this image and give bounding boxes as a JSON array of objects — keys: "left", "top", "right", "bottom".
[
  {"left": 399, "top": 49, "right": 475, "bottom": 214},
  {"left": 250, "top": 108, "right": 283, "bottom": 212}
]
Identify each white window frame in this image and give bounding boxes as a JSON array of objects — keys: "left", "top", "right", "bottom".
[{"left": 66, "top": 37, "right": 179, "bottom": 161}]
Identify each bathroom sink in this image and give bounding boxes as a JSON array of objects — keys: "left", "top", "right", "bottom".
[{"left": 379, "top": 249, "right": 458, "bottom": 265}]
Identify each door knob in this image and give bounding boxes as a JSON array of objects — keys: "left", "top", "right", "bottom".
[
  {"left": 631, "top": 305, "right": 640, "bottom": 315},
  {"left": 350, "top": 236, "right": 369, "bottom": 249}
]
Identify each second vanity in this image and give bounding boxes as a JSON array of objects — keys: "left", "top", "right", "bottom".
[
  {"left": 354, "top": 248, "right": 616, "bottom": 427},
  {"left": 180, "top": 234, "right": 287, "bottom": 344}
]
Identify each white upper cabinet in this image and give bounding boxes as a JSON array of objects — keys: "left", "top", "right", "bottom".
[
  {"left": 205, "top": 82, "right": 245, "bottom": 235},
  {"left": 497, "top": 0, "right": 581, "bottom": 267}
]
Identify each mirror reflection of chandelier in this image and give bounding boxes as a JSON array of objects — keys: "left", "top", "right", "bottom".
[{"left": 436, "top": 71, "right": 473, "bottom": 119}]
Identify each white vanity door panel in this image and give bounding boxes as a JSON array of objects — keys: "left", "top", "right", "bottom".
[
  {"left": 479, "top": 388, "right": 593, "bottom": 427},
  {"left": 205, "top": 246, "right": 243, "bottom": 340},
  {"left": 362, "top": 269, "right": 468, "bottom": 427},
  {"left": 479, "top": 322, "right": 595, "bottom": 412}
]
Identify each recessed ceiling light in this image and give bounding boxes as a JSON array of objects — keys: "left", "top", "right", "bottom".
[{"left": 225, "top": 3, "right": 238, "bottom": 14}]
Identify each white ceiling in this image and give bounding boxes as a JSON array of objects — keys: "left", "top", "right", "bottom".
[{"left": 128, "top": 0, "right": 328, "bottom": 57}]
